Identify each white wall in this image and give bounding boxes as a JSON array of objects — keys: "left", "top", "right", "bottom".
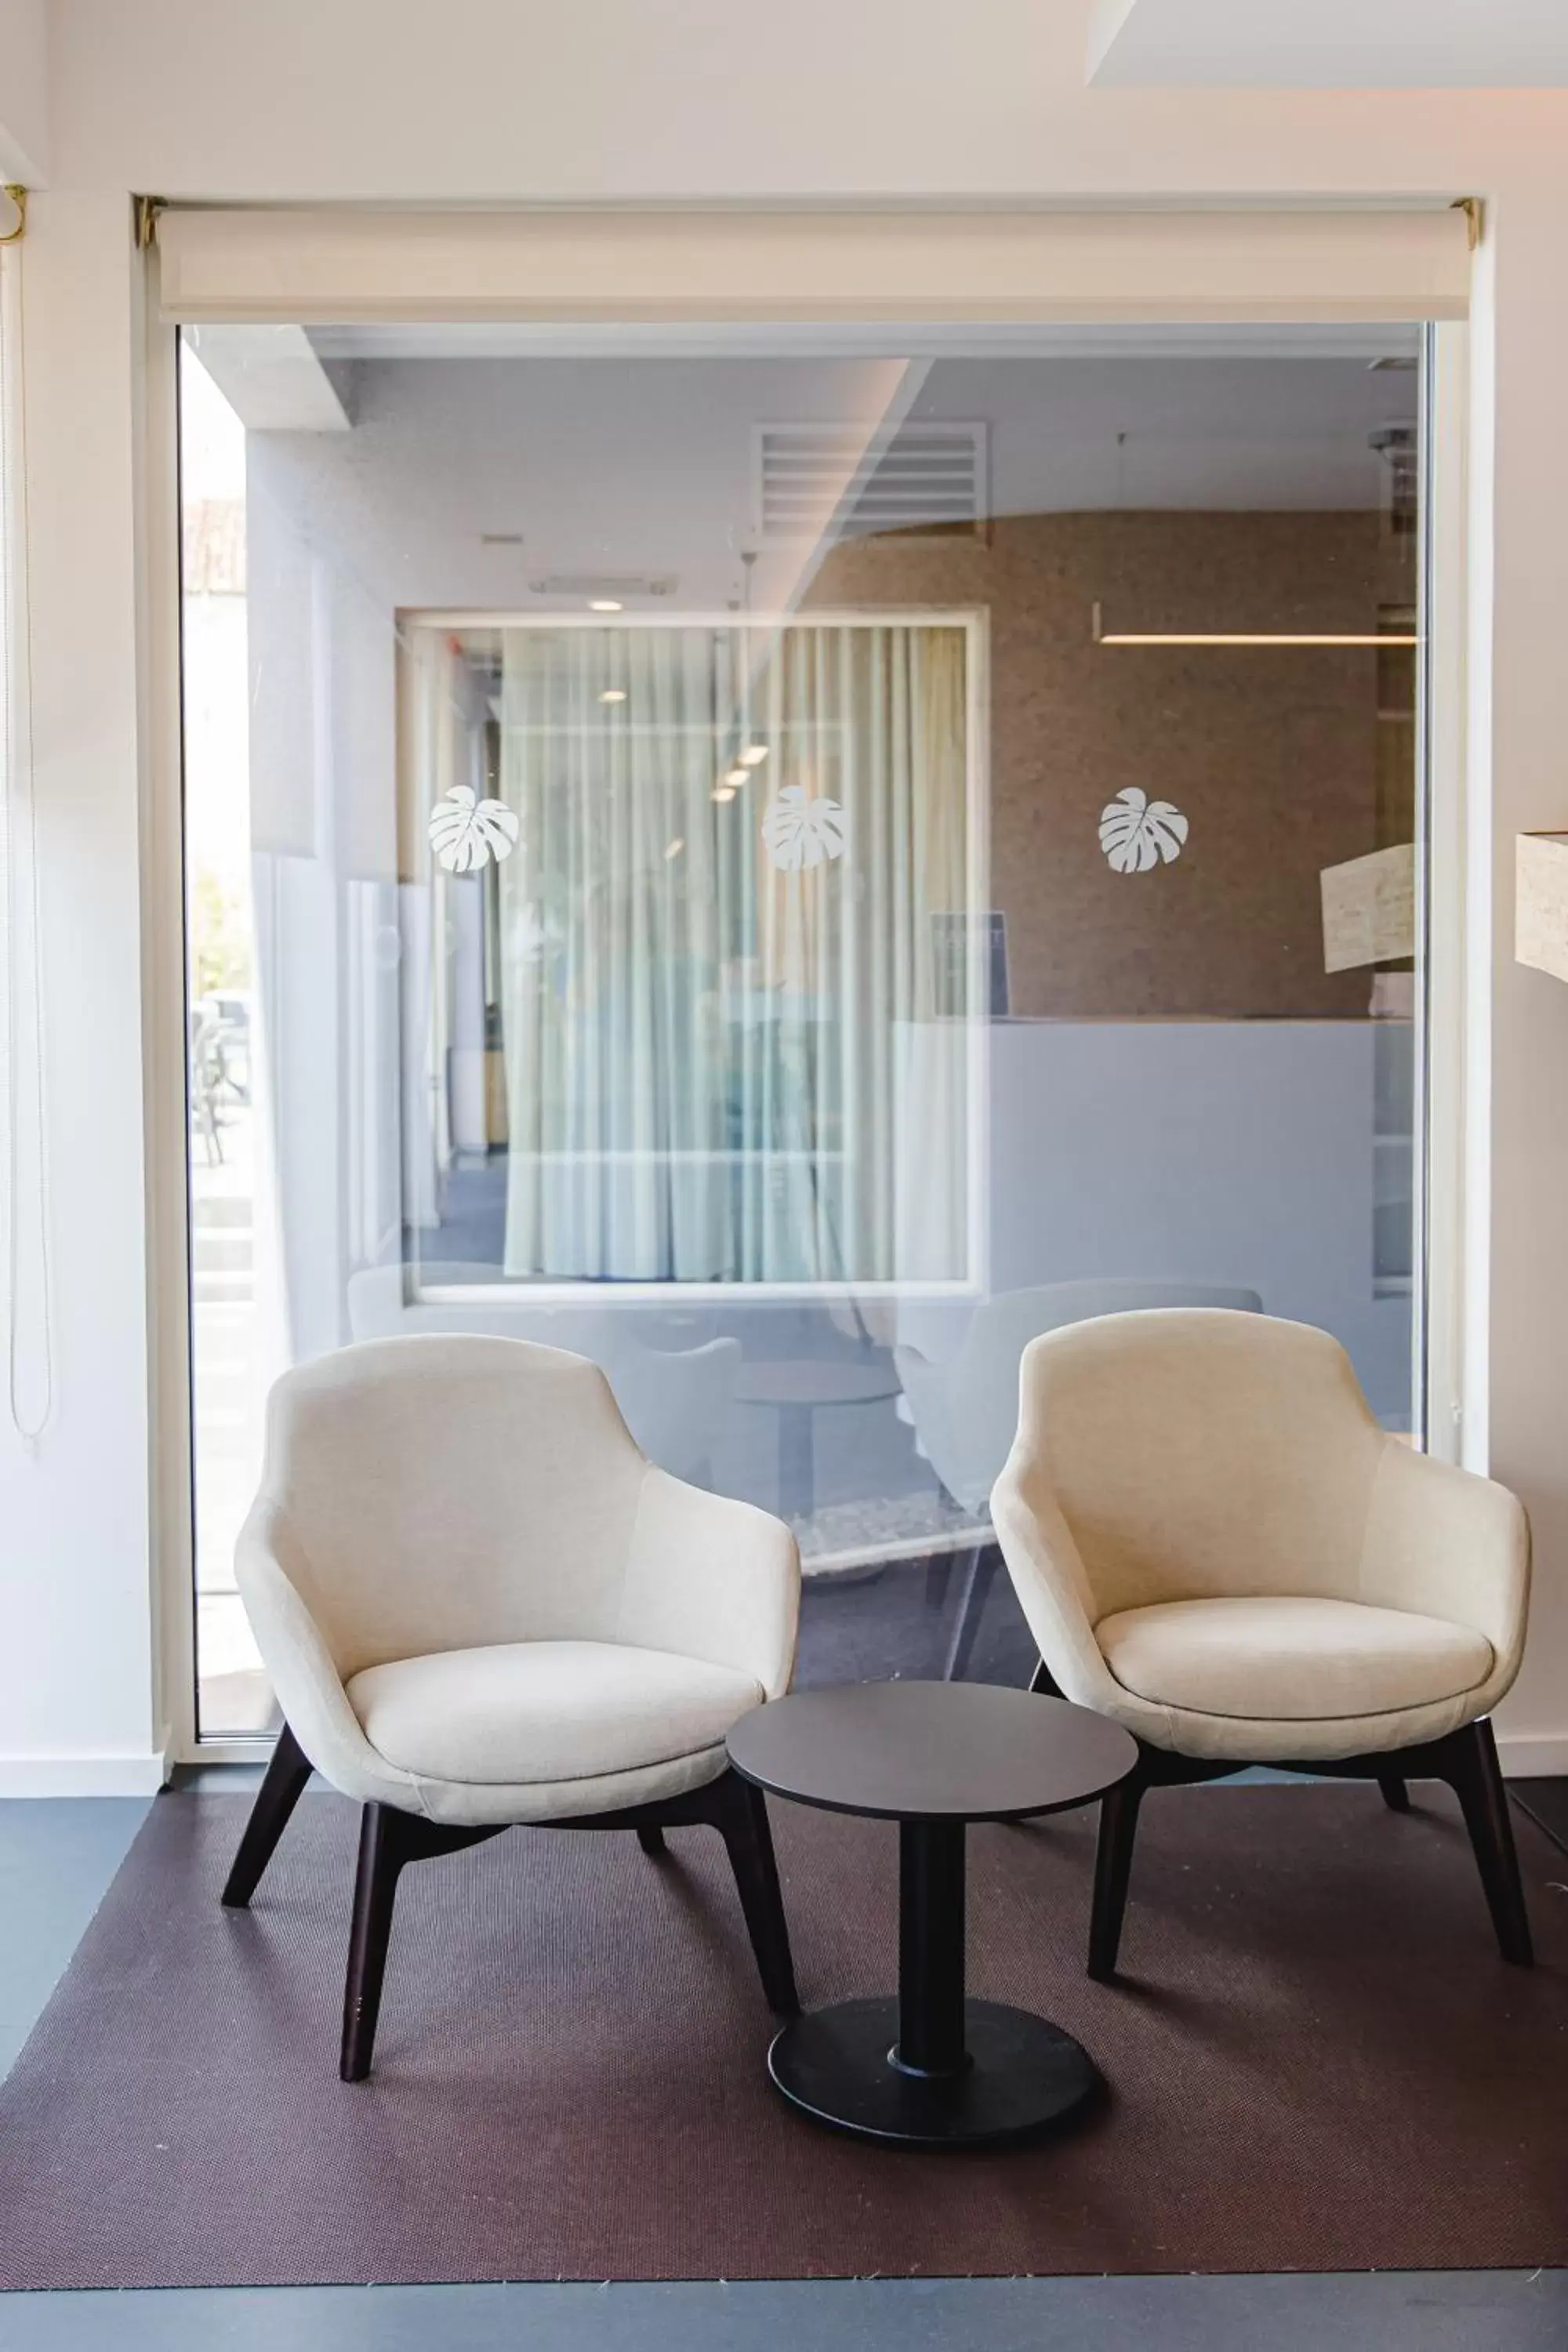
[
  {"left": 37, "top": 0, "right": 1566, "bottom": 204},
  {"left": 0, "top": 194, "right": 160, "bottom": 1791},
  {"left": 8, "top": 0, "right": 1568, "bottom": 1782},
  {"left": 0, "top": 0, "right": 50, "bottom": 183}
]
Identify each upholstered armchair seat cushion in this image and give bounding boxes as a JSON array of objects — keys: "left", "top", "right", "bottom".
[
  {"left": 347, "top": 1639, "right": 764, "bottom": 1788},
  {"left": 1097, "top": 1595, "right": 1494, "bottom": 1727}
]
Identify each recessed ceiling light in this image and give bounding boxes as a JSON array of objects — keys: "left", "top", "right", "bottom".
[
  {"left": 712, "top": 785, "right": 737, "bottom": 804},
  {"left": 599, "top": 688, "right": 628, "bottom": 704},
  {"left": 724, "top": 767, "right": 749, "bottom": 787},
  {"left": 590, "top": 599, "right": 622, "bottom": 613},
  {"left": 739, "top": 745, "right": 770, "bottom": 767},
  {"left": 664, "top": 836, "right": 685, "bottom": 860}
]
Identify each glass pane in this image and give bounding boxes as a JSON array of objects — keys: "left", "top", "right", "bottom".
[{"left": 180, "top": 323, "right": 1425, "bottom": 1735}]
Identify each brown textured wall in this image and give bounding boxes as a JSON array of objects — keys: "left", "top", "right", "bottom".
[{"left": 806, "top": 510, "right": 1410, "bottom": 1020}]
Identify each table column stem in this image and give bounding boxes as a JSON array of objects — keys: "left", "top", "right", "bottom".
[{"left": 895, "top": 1818, "right": 967, "bottom": 2078}]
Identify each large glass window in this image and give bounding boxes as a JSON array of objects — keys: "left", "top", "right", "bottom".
[{"left": 180, "top": 325, "right": 1425, "bottom": 1738}]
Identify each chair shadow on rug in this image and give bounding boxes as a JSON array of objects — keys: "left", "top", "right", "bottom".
[{"left": 223, "top": 1726, "right": 797, "bottom": 2080}]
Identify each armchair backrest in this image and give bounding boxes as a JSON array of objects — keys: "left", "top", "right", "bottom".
[
  {"left": 898, "top": 1279, "right": 1262, "bottom": 1515},
  {"left": 253, "top": 1334, "right": 649, "bottom": 1677},
  {"left": 1008, "top": 1308, "right": 1385, "bottom": 1617}
]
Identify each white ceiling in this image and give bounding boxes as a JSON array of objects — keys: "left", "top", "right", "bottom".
[
  {"left": 223, "top": 344, "right": 1419, "bottom": 620},
  {"left": 0, "top": 0, "right": 49, "bottom": 180},
  {"left": 1088, "top": 0, "right": 1568, "bottom": 87}
]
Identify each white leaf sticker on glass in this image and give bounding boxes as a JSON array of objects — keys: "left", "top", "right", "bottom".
[
  {"left": 1098, "top": 787, "right": 1189, "bottom": 875},
  {"left": 762, "top": 784, "right": 848, "bottom": 873},
  {"left": 428, "top": 785, "right": 521, "bottom": 873}
]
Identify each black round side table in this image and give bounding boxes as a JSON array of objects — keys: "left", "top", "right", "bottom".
[{"left": 727, "top": 1679, "right": 1136, "bottom": 2151}]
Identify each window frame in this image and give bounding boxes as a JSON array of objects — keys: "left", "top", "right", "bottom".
[{"left": 142, "top": 221, "right": 1472, "bottom": 1761}]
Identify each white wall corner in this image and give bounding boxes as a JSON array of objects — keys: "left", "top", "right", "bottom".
[
  {"left": 0, "top": 0, "right": 52, "bottom": 184},
  {"left": 182, "top": 323, "right": 351, "bottom": 433},
  {"left": 1084, "top": 0, "right": 1139, "bottom": 84},
  {"left": 1084, "top": 0, "right": 1568, "bottom": 89}
]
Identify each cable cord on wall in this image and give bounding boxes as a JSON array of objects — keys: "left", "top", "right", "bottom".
[{"left": 0, "top": 241, "right": 53, "bottom": 1447}]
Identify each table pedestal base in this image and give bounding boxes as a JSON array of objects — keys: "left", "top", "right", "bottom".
[{"left": 767, "top": 1994, "right": 1098, "bottom": 2149}]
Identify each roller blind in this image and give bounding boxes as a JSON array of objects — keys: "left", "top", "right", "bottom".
[{"left": 155, "top": 205, "right": 1472, "bottom": 326}]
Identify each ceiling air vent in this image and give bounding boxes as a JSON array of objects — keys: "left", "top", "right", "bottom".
[{"left": 755, "top": 422, "right": 987, "bottom": 546}]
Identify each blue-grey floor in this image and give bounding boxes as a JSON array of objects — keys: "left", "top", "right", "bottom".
[
  {"left": 2, "top": 1788, "right": 1566, "bottom": 2350},
  {"left": 5, "top": 2274, "right": 1568, "bottom": 2352}
]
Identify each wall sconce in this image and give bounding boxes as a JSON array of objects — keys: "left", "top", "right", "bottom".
[
  {"left": 1320, "top": 844, "right": 1414, "bottom": 972},
  {"left": 1516, "top": 833, "right": 1568, "bottom": 985}
]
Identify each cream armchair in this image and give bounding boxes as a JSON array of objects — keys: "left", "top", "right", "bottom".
[
  {"left": 221, "top": 1334, "right": 800, "bottom": 2079},
  {"left": 991, "top": 1309, "right": 1533, "bottom": 1978}
]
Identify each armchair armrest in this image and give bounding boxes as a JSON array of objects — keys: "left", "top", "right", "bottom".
[
  {"left": 1359, "top": 1441, "right": 1530, "bottom": 1695},
  {"left": 234, "top": 1497, "right": 422, "bottom": 1805},
  {"left": 615, "top": 1466, "right": 800, "bottom": 1700},
  {"left": 990, "top": 1442, "right": 1125, "bottom": 1714}
]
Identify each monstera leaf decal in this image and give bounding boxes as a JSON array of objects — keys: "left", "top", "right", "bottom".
[
  {"left": 761, "top": 785, "right": 847, "bottom": 873},
  {"left": 1098, "top": 787, "right": 1189, "bottom": 874},
  {"left": 428, "top": 786, "right": 520, "bottom": 874}
]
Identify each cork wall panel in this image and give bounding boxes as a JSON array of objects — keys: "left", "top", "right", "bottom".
[{"left": 807, "top": 510, "right": 1410, "bottom": 1020}]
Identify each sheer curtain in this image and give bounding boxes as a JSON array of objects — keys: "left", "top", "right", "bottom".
[{"left": 499, "top": 619, "right": 970, "bottom": 1284}]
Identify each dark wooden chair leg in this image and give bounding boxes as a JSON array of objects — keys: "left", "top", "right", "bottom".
[
  {"left": 341, "top": 1804, "right": 413, "bottom": 2082},
  {"left": 1089, "top": 1773, "right": 1146, "bottom": 1982},
  {"left": 221, "top": 1722, "right": 312, "bottom": 1907},
  {"left": 1029, "top": 1653, "right": 1064, "bottom": 1698},
  {"left": 341, "top": 1807, "right": 505, "bottom": 2081},
  {"left": 1441, "top": 1719, "right": 1534, "bottom": 1965},
  {"left": 1377, "top": 1772, "right": 1412, "bottom": 1813},
  {"left": 942, "top": 1544, "right": 999, "bottom": 1682},
  {"left": 637, "top": 1825, "right": 667, "bottom": 1857},
  {"left": 710, "top": 1773, "right": 799, "bottom": 2015}
]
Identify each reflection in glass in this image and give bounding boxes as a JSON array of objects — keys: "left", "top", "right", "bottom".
[{"left": 180, "top": 325, "right": 1426, "bottom": 1735}]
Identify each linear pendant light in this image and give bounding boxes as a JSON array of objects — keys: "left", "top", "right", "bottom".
[{"left": 1091, "top": 601, "right": 1418, "bottom": 649}]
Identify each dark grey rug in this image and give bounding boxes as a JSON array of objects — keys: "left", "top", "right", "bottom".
[{"left": 2, "top": 1783, "right": 1566, "bottom": 2288}]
